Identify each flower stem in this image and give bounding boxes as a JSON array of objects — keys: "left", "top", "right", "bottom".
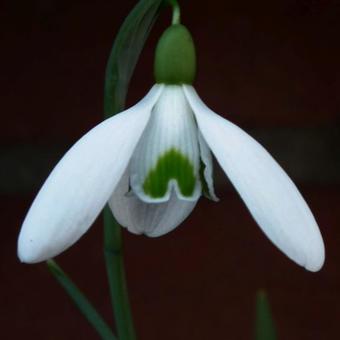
[
  {"left": 104, "top": 206, "right": 136, "bottom": 340},
  {"left": 47, "top": 260, "right": 117, "bottom": 340},
  {"left": 170, "top": 0, "right": 181, "bottom": 25},
  {"left": 102, "top": 1, "right": 165, "bottom": 338}
]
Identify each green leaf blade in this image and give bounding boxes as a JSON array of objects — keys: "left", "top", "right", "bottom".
[
  {"left": 104, "top": 0, "right": 164, "bottom": 117},
  {"left": 47, "top": 260, "right": 117, "bottom": 340},
  {"left": 255, "top": 290, "right": 277, "bottom": 340}
]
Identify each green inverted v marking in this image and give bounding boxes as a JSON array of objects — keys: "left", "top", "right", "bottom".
[{"left": 143, "top": 148, "right": 196, "bottom": 198}]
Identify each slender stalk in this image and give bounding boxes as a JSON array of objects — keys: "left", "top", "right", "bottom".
[
  {"left": 104, "top": 207, "right": 136, "bottom": 340},
  {"left": 170, "top": 0, "right": 181, "bottom": 25},
  {"left": 102, "top": 1, "right": 180, "bottom": 339},
  {"left": 47, "top": 260, "right": 117, "bottom": 340}
]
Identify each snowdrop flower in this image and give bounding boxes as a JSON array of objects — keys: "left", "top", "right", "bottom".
[{"left": 18, "top": 24, "right": 324, "bottom": 271}]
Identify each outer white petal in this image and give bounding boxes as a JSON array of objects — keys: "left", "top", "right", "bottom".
[
  {"left": 109, "top": 168, "right": 197, "bottom": 237},
  {"left": 183, "top": 85, "right": 325, "bottom": 272},
  {"left": 18, "top": 85, "right": 163, "bottom": 263}
]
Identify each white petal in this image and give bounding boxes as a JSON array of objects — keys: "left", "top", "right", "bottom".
[
  {"left": 109, "top": 168, "right": 197, "bottom": 237},
  {"left": 18, "top": 85, "right": 163, "bottom": 263},
  {"left": 130, "top": 85, "right": 201, "bottom": 203},
  {"left": 184, "top": 85, "right": 325, "bottom": 272}
]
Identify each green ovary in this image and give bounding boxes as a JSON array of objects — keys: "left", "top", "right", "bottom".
[{"left": 143, "top": 148, "right": 196, "bottom": 198}]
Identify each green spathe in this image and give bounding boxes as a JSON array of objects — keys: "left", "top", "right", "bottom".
[
  {"left": 154, "top": 24, "right": 196, "bottom": 84},
  {"left": 143, "top": 148, "right": 196, "bottom": 198}
]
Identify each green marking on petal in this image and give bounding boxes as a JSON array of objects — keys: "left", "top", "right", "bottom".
[{"left": 143, "top": 148, "right": 196, "bottom": 198}]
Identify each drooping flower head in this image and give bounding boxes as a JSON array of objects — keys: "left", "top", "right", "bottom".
[{"left": 18, "top": 24, "right": 324, "bottom": 271}]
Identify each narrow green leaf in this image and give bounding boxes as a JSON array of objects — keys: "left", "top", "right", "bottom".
[
  {"left": 104, "top": 0, "right": 165, "bottom": 118},
  {"left": 255, "top": 290, "right": 277, "bottom": 340},
  {"left": 46, "top": 260, "right": 117, "bottom": 340}
]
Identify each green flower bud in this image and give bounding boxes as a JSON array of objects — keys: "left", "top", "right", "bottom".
[{"left": 154, "top": 24, "right": 196, "bottom": 85}]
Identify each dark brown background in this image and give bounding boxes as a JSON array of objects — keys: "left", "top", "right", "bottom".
[{"left": 1, "top": 0, "right": 340, "bottom": 339}]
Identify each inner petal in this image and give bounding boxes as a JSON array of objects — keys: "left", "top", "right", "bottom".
[
  {"left": 130, "top": 85, "right": 201, "bottom": 203},
  {"left": 197, "top": 131, "right": 219, "bottom": 201},
  {"left": 109, "top": 168, "right": 198, "bottom": 237}
]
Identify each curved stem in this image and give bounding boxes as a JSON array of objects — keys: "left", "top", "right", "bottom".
[
  {"left": 102, "top": 1, "right": 166, "bottom": 339},
  {"left": 170, "top": 0, "right": 181, "bottom": 25},
  {"left": 104, "top": 207, "right": 136, "bottom": 340}
]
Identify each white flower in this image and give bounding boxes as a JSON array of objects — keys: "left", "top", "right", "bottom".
[
  {"left": 18, "top": 22, "right": 325, "bottom": 271},
  {"left": 18, "top": 84, "right": 325, "bottom": 271}
]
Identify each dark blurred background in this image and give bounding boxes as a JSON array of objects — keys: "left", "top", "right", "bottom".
[{"left": 1, "top": 0, "right": 340, "bottom": 339}]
